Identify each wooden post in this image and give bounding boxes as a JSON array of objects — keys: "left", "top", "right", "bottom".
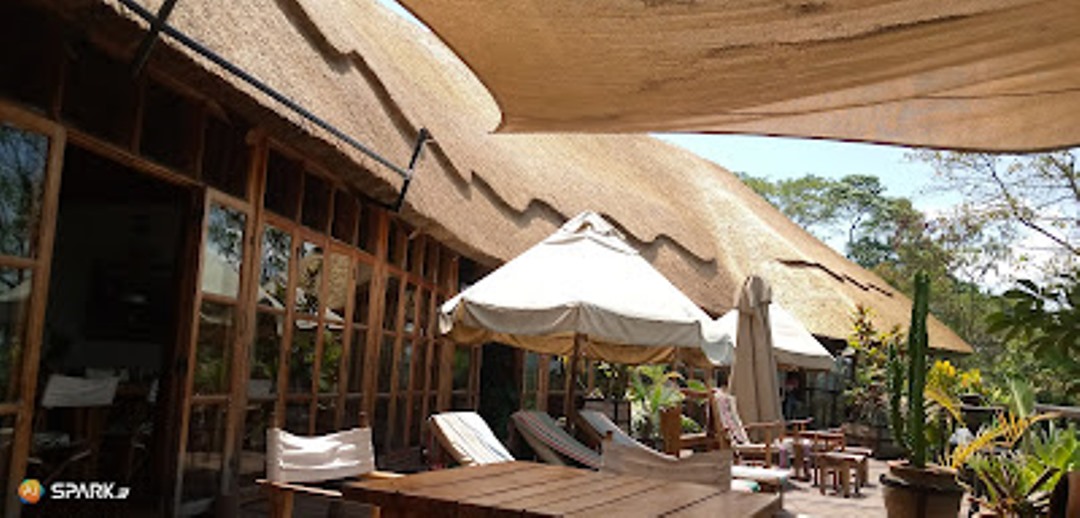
[{"left": 563, "top": 334, "right": 583, "bottom": 423}]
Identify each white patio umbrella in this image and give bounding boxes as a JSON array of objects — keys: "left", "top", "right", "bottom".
[
  {"left": 440, "top": 211, "right": 732, "bottom": 414},
  {"left": 714, "top": 302, "right": 835, "bottom": 371},
  {"left": 727, "top": 275, "right": 782, "bottom": 426}
]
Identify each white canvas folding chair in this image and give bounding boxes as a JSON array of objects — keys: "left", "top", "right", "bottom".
[
  {"left": 427, "top": 411, "right": 514, "bottom": 467},
  {"left": 32, "top": 374, "right": 120, "bottom": 483},
  {"left": 259, "top": 425, "right": 400, "bottom": 518}
]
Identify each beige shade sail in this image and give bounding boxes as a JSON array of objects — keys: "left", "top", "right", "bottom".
[
  {"left": 398, "top": 0, "right": 1080, "bottom": 152},
  {"left": 714, "top": 302, "right": 835, "bottom": 371},
  {"left": 728, "top": 276, "right": 782, "bottom": 426},
  {"left": 439, "top": 211, "right": 732, "bottom": 364}
]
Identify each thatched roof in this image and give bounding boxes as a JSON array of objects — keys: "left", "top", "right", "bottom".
[{"left": 46, "top": 0, "right": 971, "bottom": 353}]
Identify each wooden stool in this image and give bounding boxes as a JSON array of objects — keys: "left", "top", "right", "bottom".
[
  {"left": 816, "top": 452, "right": 865, "bottom": 497},
  {"left": 839, "top": 446, "right": 872, "bottom": 485}
]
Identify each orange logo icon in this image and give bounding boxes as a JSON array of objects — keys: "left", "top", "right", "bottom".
[{"left": 18, "top": 479, "right": 42, "bottom": 504}]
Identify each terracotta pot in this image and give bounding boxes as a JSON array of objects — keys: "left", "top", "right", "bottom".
[{"left": 881, "top": 461, "right": 965, "bottom": 518}]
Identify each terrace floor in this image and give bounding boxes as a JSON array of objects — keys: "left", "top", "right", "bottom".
[{"left": 780, "top": 457, "right": 891, "bottom": 518}]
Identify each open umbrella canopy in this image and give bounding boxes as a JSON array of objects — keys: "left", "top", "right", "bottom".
[
  {"left": 728, "top": 276, "right": 782, "bottom": 425},
  {"left": 399, "top": 0, "right": 1080, "bottom": 152},
  {"left": 714, "top": 302, "right": 835, "bottom": 371},
  {"left": 439, "top": 211, "right": 731, "bottom": 365}
]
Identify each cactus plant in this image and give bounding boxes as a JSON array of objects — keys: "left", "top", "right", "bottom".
[{"left": 887, "top": 271, "right": 931, "bottom": 468}]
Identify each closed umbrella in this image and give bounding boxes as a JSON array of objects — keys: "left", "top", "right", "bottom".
[
  {"left": 440, "top": 211, "right": 731, "bottom": 415},
  {"left": 728, "top": 275, "right": 782, "bottom": 426}
]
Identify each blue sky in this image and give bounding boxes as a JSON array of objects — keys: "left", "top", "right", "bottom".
[{"left": 655, "top": 134, "right": 960, "bottom": 214}]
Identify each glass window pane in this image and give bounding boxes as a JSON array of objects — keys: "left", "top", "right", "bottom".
[
  {"left": 547, "top": 356, "right": 566, "bottom": 395},
  {"left": 315, "top": 397, "right": 337, "bottom": 435},
  {"left": 347, "top": 327, "right": 366, "bottom": 393},
  {"left": 318, "top": 327, "right": 342, "bottom": 394},
  {"left": 258, "top": 225, "right": 290, "bottom": 308},
  {"left": 288, "top": 323, "right": 316, "bottom": 394},
  {"left": 393, "top": 395, "right": 407, "bottom": 448},
  {"left": 202, "top": 203, "right": 246, "bottom": 298},
  {"left": 264, "top": 150, "right": 301, "bottom": 220},
  {"left": 0, "top": 413, "right": 13, "bottom": 497},
  {"left": 452, "top": 346, "right": 471, "bottom": 392},
  {"left": 424, "top": 241, "right": 439, "bottom": 283},
  {"left": 239, "top": 400, "right": 274, "bottom": 487},
  {"left": 250, "top": 311, "right": 282, "bottom": 399},
  {"left": 201, "top": 115, "right": 250, "bottom": 199},
  {"left": 408, "top": 235, "right": 423, "bottom": 276},
  {"left": 343, "top": 398, "right": 362, "bottom": 429},
  {"left": 182, "top": 405, "right": 226, "bottom": 502},
  {"left": 331, "top": 190, "right": 357, "bottom": 243},
  {"left": 373, "top": 397, "right": 389, "bottom": 452},
  {"left": 357, "top": 202, "right": 379, "bottom": 256},
  {"left": 325, "top": 253, "right": 350, "bottom": 323},
  {"left": 403, "top": 284, "right": 416, "bottom": 334},
  {"left": 194, "top": 301, "right": 233, "bottom": 395},
  {"left": 0, "top": 124, "right": 48, "bottom": 258},
  {"left": 411, "top": 397, "right": 422, "bottom": 445},
  {"left": 423, "top": 341, "right": 436, "bottom": 394},
  {"left": 398, "top": 340, "right": 412, "bottom": 392},
  {"left": 522, "top": 352, "right": 539, "bottom": 409},
  {"left": 300, "top": 172, "right": 329, "bottom": 232},
  {"left": 285, "top": 401, "right": 311, "bottom": 434},
  {"left": 377, "top": 336, "right": 394, "bottom": 394},
  {"left": 296, "top": 242, "right": 321, "bottom": 315},
  {"left": 353, "top": 261, "right": 373, "bottom": 325},
  {"left": 411, "top": 341, "right": 427, "bottom": 394},
  {"left": 0, "top": 267, "right": 30, "bottom": 402},
  {"left": 382, "top": 275, "right": 400, "bottom": 331}
]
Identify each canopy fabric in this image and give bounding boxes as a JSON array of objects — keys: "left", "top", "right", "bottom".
[
  {"left": 728, "top": 276, "right": 782, "bottom": 426},
  {"left": 399, "top": 0, "right": 1080, "bottom": 152},
  {"left": 715, "top": 303, "right": 835, "bottom": 371},
  {"left": 439, "top": 211, "right": 731, "bottom": 364}
]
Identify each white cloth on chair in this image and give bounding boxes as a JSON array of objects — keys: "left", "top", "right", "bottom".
[
  {"left": 266, "top": 427, "right": 375, "bottom": 484},
  {"left": 40, "top": 375, "right": 119, "bottom": 408}
]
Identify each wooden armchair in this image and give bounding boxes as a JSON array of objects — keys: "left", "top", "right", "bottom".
[
  {"left": 710, "top": 389, "right": 811, "bottom": 469},
  {"left": 258, "top": 414, "right": 401, "bottom": 518}
]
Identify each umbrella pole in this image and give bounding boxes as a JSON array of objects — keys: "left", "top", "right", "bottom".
[{"left": 564, "top": 333, "right": 583, "bottom": 425}]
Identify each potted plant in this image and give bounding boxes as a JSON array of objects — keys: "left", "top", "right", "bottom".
[{"left": 881, "top": 272, "right": 966, "bottom": 518}]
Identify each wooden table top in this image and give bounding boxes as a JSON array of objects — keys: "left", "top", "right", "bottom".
[{"left": 343, "top": 461, "right": 781, "bottom": 517}]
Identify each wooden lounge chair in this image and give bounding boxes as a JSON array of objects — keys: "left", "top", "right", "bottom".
[
  {"left": 599, "top": 433, "right": 733, "bottom": 489},
  {"left": 509, "top": 411, "right": 601, "bottom": 469},
  {"left": 428, "top": 411, "right": 515, "bottom": 467},
  {"left": 258, "top": 422, "right": 400, "bottom": 518},
  {"left": 579, "top": 408, "right": 770, "bottom": 493}
]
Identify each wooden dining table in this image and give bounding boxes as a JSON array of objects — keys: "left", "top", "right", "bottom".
[{"left": 343, "top": 461, "right": 781, "bottom": 517}]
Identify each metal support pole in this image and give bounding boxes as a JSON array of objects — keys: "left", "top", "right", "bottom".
[{"left": 116, "top": 0, "right": 427, "bottom": 211}]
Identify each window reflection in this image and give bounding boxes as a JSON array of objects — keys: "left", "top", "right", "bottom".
[
  {"left": 325, "top": 253, "right": 349, "bottom": 322},
  {"left": 258, "top": 226, "right": 290, "bottom": 308},
  {"left": 296, "top": 242, "right": 321, "bottom": 315},
  {"left": 202, "top": 204, "right": 246, "bottom": 298},
  {"left": 0, "top": 124, "right": 47, "bottom": 259},
  {"left": 194, "top": 301, "right": 233, "bottom": 395},
  {"left": 0, "top": 267, "right": 30, "bottom": 402}
]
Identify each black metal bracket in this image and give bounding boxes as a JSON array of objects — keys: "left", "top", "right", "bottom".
[
  {"left": 394, "top": 128, "right": 430, "bottom": 212},
  {"left": 130, "top": 0, "right": 179, "bottom": 77},
  {"left": 117, "top": 0, "right": 426, "bottom": 212}
]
